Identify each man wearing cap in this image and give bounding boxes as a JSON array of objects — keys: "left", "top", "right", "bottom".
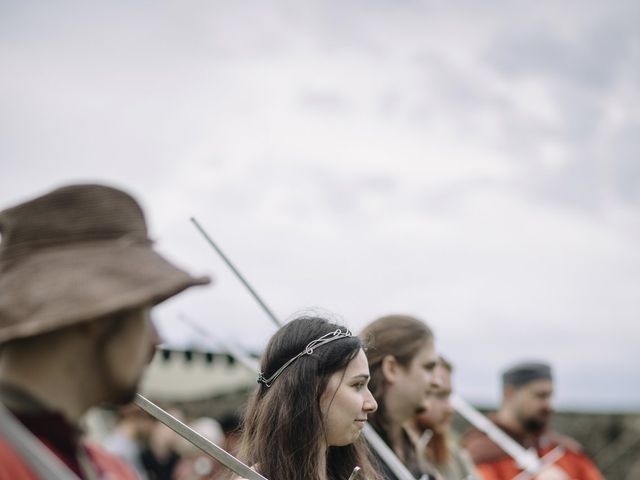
[
  {"left": 0, "top": 184, "right": 210, "bottom": 479},
  {"left": 461, "top": 361, "right": 603, "bottom": 480}
]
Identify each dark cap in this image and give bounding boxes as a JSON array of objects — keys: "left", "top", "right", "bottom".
[{"left": 502, "top": 361, "right": 552, "bottom": 388}]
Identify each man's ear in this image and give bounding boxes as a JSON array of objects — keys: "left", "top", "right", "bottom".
[{"left": 381, "top": 354, "right": 400, "bottom": 384}]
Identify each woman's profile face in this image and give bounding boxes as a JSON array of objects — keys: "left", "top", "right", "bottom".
[
  {"left": 415, "top": 364, "right": 453, "bottom": 434},
  {"left": 386, "top": 339, "right": 439, "bottom": 420},
  {"left": 320, "top": 349, "right": 378, "bottom": 447}
]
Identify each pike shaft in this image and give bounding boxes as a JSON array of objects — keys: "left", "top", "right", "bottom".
[
  {"left": 363, "top": 424, "right": 418, "bottom": 480},
  {"left": 450, "top": 394, "right": 541, "bottom": 473},
  {"left": 190, "top": 217, "right": 281, "bottom": 328}
]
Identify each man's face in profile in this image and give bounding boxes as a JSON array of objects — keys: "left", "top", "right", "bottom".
[
  {"left": 511, "top": 379, "right": 554, "bottom": 433},
  {"left": 97, "top": 305, "right": 160, "bottom": 405}
]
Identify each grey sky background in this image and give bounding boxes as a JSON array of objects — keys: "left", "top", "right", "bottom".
[{"left": 2, "top": 1, "right": 639, "bottom": 410}]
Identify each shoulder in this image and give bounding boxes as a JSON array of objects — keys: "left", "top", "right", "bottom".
[
  {"left": 551, "top": 445, "right": 605, "bottom": 480},
  {"left": 543, "top": 431, "right": 583, "bottom": 453}
]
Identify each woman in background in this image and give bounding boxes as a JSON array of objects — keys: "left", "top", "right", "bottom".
[
  {"left": 410, "top": 357, "right": 478, "bottom": 480},
  {"left": 361, "top": 314, "right": 442, "bottom": 480}
]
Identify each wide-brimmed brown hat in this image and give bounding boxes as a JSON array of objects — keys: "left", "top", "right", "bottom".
[{"left": 0, "top": 184, "right": 211, "bottom": 343}]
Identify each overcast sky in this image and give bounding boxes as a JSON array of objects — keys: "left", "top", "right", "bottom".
[{"left": 2, "top": 0, "right": 639, "bottom": 411}]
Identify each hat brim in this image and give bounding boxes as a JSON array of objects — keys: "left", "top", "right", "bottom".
[{"left": 0, "top": 241, "right": 211, "bottom": 343}]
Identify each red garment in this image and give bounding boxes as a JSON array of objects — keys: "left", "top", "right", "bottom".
[
  {"left": 461, "top": 418, "right": 604, "bottom": 480},
  {"left": 0, "top": 383, "right": 137, "bottom": 480},
  {"left": 0, "top": 438, "right": 138, "bottom": 480}
]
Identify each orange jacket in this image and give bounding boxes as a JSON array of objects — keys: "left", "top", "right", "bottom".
[
  {"left": 461, "top": 419, "right": 604, "bottom": 480},
  {"left": 473, "top": 446, "right": 604, "bottom": 480}
]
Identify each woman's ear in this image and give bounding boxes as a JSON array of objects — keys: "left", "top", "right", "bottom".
[{"left": 381, "top": 354, "right": 399, "bottom": 384}]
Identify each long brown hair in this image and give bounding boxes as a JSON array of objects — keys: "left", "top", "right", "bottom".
[
  {"left": 237, "top": 316, "right": 381, "bottom": 480},
  {"left": 361, "top": 315, "right": 434, "bottom": 444}
]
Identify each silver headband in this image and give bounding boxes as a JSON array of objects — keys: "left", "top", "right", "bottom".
[{"left": 257, "top": 328, "right": 353, "bottom": 387}]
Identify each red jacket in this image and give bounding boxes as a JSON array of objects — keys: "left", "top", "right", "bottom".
[
  {"left": 0, "top": 383, "right": 137, "bottom": 480},
  {"left": 461, "top": 418, "right": 604, "bottom": 480}
]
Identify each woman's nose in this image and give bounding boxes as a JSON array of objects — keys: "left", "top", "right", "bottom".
[{"left": 364, "top": 388, "right": 378, "bottom": 413}]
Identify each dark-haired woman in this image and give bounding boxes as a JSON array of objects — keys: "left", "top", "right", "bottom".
[{"left": 235, "top": 315, "right": 382, "bottom": 480}]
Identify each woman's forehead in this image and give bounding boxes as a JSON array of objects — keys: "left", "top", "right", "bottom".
[{"left": 344, "top": 349, "right": 370, "bottom": 377}]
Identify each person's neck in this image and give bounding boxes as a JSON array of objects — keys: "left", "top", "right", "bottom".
[
  {"left": 0, "top": 351, "right": 96, "bottom": 425},
  {"left": 383, "top": 393, "right": 412, "bottom": 456}
]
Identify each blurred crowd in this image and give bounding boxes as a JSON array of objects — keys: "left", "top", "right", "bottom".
[{"left": 99, "top": 407, "right": 241, "bottom": 480}]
